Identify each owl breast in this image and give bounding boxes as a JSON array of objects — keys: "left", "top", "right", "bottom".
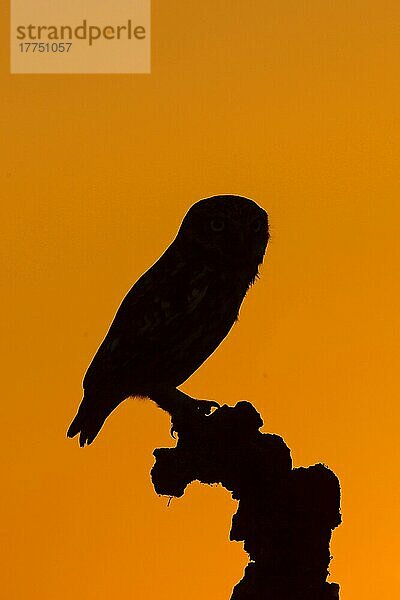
[{"left": 135, "top": 270, "right": 248, "bottom": 391}]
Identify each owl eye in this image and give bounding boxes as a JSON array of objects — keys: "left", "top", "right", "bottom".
[
  {"left": 252, "top": 219, "right": 263, "bottom": 233},
  {"left": 210, "top": 217, "right": 225, "bottom": 232}
]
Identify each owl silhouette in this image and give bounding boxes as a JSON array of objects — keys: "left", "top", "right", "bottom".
[{"left": 67, "top": 195, "right": 269, "bottom": 446}]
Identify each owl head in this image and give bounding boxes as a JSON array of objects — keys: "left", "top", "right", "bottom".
[{"left": 177, "top": 195, "right": 269, "bottom": 278}]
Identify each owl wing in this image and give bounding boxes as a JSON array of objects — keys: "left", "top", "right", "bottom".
[{"left": 83, "top": 248, "right": 212, "bottom": 392}]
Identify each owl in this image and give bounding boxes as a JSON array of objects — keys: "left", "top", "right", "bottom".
[{"left": 67, "top": 195, "right": 269, "bottom": 446}]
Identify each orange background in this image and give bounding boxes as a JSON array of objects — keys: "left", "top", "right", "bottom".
[{"left": 1, "top": 2, "right": 399, "bottom": 598}]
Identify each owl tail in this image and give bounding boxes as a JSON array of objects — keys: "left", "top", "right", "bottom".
[{"left": 67, "top": 394, "right": 108, "bottom": 448}]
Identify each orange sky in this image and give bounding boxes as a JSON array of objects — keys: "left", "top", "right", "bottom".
[{"left": 1, "top": 2, "right": 399, "bottom": 598}]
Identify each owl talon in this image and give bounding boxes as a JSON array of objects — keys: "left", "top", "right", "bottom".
[
  {"left": 170, "top": 398, "right": 220, "bottom": 436},
  {"left": 194, "top": 399, "right": 220, "bottom": 415}
]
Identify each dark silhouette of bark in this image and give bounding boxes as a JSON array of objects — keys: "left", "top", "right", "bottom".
[{"left": 151, "top": 401, "right": 341, "bottom": 600}]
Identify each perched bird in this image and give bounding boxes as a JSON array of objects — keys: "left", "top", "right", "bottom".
[{"left": 67, "top": 195, "right": 269, "bottom": 446}]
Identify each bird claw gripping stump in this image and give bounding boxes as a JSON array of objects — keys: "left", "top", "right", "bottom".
[
  {"left": 169, "top": 397, "right": 220, "bottom": 438},
  {"left": 151, "top": 401, "right": 341, "bottom": 600}
]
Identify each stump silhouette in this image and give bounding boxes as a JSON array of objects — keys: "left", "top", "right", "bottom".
[{"left": 151, "top": 401, "right": 341, "bottom": 600}]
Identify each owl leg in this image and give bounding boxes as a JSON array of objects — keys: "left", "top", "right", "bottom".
[{"left": 149, "top": 386, "right": 219, "bottom": 436}]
